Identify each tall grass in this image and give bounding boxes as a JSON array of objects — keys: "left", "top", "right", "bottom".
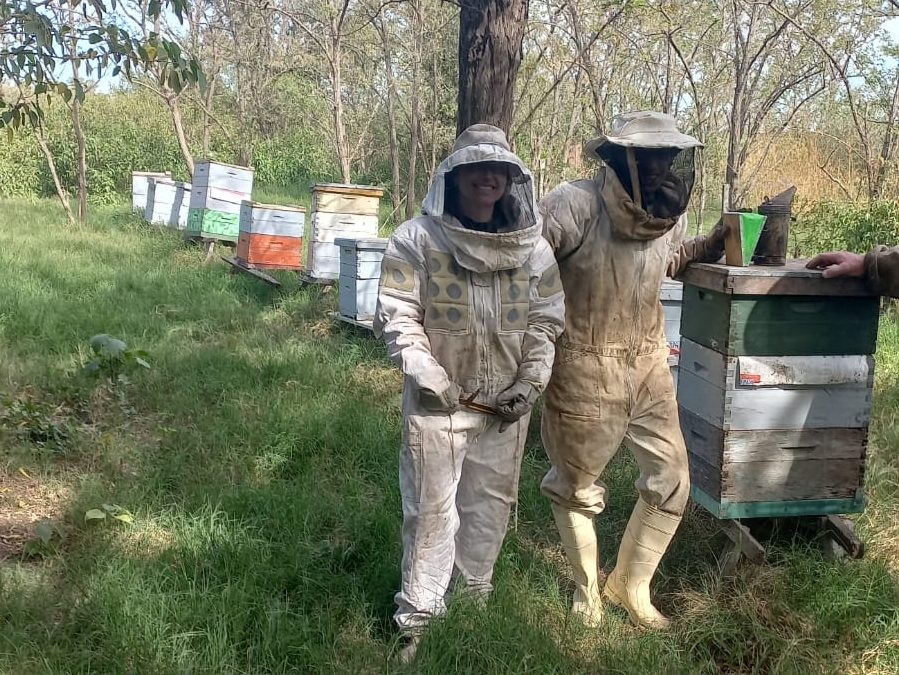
[{"left": 1, "top": 198, "right": 898, "bottom": 674}]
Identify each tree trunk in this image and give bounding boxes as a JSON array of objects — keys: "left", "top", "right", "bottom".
[
  {"left": 67, "top": 4, "right": 87, "bottom": 221},
  {"left": 405, "top": 0, "right": 424, "bottom": 220},
  {"left": 167, "top": 92, "right": 195, "bottom": 175},
  {"left": 71, "top": 95, "right": 88, "bottom": 221},
  {"left": 202, "top": 76, "right": 217, "bottom": 156},
  {"left": 873, "top": 67, "right": 899, "bottom": 199},
  {"left": 330, "top": 28, "right": 352, "bottom": 184},
  {"left": 35, "top": 127, "right": 76, "bottom": 227},
  {"left": 456, "top": 0, "right": 528, "bottom": 135},
  {"left": 377, "top": 19, "right": 403, "bottom": 212}
]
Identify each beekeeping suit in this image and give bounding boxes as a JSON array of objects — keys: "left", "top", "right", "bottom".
[
  {"left": 539, "top": 112, "right": 727, "bottom": 629},
  {"left": 374, "top": 124, "right": 566, "bottom": 640}
]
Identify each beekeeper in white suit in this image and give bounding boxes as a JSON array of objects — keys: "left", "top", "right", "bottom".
[
  {"left": 374, "top": 124, "right": 565, "bottom": 662},
  {"left": 539, "top": 112, "right": 728, "bottom": 629}
]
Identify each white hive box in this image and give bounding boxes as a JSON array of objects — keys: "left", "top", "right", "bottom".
[
  {"left": 307, "top": 183, "right": 384, "bottom": 280},
  {"left": 661, "top": 279, "right": 683, "bottom": 389},
  {"left": 336, "top": 237, "right": 388, "bottom": 320},
  {"left": 132, "top": 171, "right": 171, "bottom": 213},
  {"left": 192, "top": 160, "right": 254, "bottom": 193},
  {"left": 144, "top": 178, "right": 183, "bottom": 226},
  {"left": 175, "top": 182, "right": 191, "bottom": 230}
]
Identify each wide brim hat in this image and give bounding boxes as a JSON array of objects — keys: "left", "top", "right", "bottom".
[{"left": 585, "top": 111, "right": 703, "bottom": 161}]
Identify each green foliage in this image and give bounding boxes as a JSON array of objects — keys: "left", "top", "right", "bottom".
[
  {"left": 83, "top": 333, "right": 151, "bottom": 383},
  {"left": 252, "top": 131, "right": 339, "bottom": 187},
  {"left": 0, "top": 129, "right": 42, "bottom": 198},
  {"left": 793, "top": 200, "right": 899, "bottom": 257},
  {"left": 0, "top": 392, "right": 71, "bottom": 454},
  {"left": 0, "top": 90, "right": 188, "bottom": 201},
  {"left": 84, "top": 503, "right": 134, "bottom": 525},
  {"left": 1, "top": 0, "right": 201, "bottom": 132}
]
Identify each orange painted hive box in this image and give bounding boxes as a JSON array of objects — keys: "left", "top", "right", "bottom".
[{"left": 236, "top": 201, "right": 306, "bottom": 270}]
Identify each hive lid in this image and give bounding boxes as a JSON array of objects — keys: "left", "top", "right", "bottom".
[
  {"left": 678, "top": 260, "right": 876, "bottom": 297},
  {"left": 312, "top": 183, "right": 385, "bottom": 198}
]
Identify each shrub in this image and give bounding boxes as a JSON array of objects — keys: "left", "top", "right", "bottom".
[{"left": 792, "top": 199, "right": 899, "bottom": 257}]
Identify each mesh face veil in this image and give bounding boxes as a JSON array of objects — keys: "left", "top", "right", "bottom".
[
  {"left": 598, "top": 145, "right": 696, "bottom": 219},
  {"left": 444, "top": 160, "right": 537, "bottom": 231}
]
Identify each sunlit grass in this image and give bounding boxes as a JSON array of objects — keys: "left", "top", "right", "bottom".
[{"left": 0, "top": 197, "right": 897, "bottom": 673}]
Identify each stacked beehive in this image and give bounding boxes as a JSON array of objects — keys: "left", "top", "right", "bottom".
[
  {"left": 661, "top": 279, "right": 683, "bottom": 389},
  {"left": 336, "top": 238, "right": 388, "bottom": 322},
  {"left": 186, "top": 160, "right": 254, "bottom": 243},
  {"left": 676, "top": 262, "right": 879, "bottom": 520},
  {"left": 144, "top": 178, "right": 189, "bottom": 227},
  {"left": 236, "top": 202, "right": 306, "bottom": 270},
  {"left": 131, "top": 171, "right": 170, "bottom": 213},
  {"left": 307, "top": 184, "right": 383, "bottom": 280}
]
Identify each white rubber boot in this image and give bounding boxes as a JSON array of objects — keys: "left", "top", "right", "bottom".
[
  {"left": 395, "top": 634, "right": 422, "bottom": 664},
  {"left": 603, "top": 498, "right": 681, "bottom": 629},
  {"left": 551, "top": 503, "right": 604, "bottom": 626}
]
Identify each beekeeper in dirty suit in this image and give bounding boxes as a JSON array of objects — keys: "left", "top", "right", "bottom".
[
  {"left": 807, "top": 247, "right": 899, "bottom": 297},
  {"left": 539, "top": 111, "right": 728, "bottom": 629},
  {"left": 374, "top": 124, "right": 566, "bottom": 662}
]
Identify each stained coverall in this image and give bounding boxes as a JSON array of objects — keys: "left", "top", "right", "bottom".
[
  {"left": 539, "top": 111, "right": 726, "bottom": 628},
  {"left": 374, "top": 125, "right": 566, "bottom": 639}
]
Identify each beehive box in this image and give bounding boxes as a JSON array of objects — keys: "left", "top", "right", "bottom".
[
  {"left": 175, "top": 182, "right": 191, "bottom": 230},
  {"left": 193, "top": 160, "right": 254, "bottom": 193},
  {"left": 307, "top": 184, "right": 384, "bottom": 280},
  {"left": 186, "top": 160, "right": 254, "bottom": 242},
  {"left": 336, "top": 237, "right": 388, "bottom": 320},
  {"left": 677, "top": 262, "right": 879, "bottom": 519},
  {"left": 236, "top": 201, "right": 305, "bottom": 270},
  {"left": 186, "top": 185, "right": 247, "bottom": 242},
  {"left": 132, "top": 171, "right": 171, "bottom": 213},
  {"left": 144, "top": 178, "right": 187, "bottom": 227},
  {"left": 661, "top": 279, "right": 682, "bottom": 388}
]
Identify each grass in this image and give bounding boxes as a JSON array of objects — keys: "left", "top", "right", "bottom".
[{"left": 0, "top": 197, "right": 898, "bottom": 674}]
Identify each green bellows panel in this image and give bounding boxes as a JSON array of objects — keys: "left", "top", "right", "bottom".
[
  {"left": 679, "top": 285, "right": 880, "bottom": 356},
  {"left": 186, "top": 208, "right": 240, "bottom": 242}
]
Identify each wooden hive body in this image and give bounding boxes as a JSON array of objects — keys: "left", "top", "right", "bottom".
[
  {"left": 307, "top": 184, "right": 384, "bottom": 280},
  {"left": 186, "top": 160, "right": 254, "bottom": 242},
  {"left": 676, "top": 262, "right": 879, "bottom": 519},
  {"left": 236, "top": 202, "right": 306, "bottom": 270}
]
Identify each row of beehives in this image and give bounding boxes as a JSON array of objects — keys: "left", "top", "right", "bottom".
[
  {"left": 132, "top": 162, "right": 254, "bottom": 243},
  {"left": 132, "top": 164, "right": 384, "bottom": 279}
]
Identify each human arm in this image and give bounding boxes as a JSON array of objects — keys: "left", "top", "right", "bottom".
[
  {"left": 807, "top": 246, "right": 899, "bottom": 298},
  {"left": 373, "top": 228, "right": 459, "bottom": 408},
  {"left": 666, "top": 217, "right": 728, "bottom": 278},
  {"left": 496, "top": 241, "right": 566, "bottom": 423}
]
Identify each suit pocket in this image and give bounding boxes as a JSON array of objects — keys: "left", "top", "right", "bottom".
[
  {"left": 399, "top": 426, "right": 423, "bottom": 505},
  {"left": 545, "top": 346, "right": 602, "bottom": 418}
]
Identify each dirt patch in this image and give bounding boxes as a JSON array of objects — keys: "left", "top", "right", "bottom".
[{"left": 0, "top": 469, "right": 73, "bottom": 559}]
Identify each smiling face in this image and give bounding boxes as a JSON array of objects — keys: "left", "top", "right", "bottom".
[{"left": 454, "top": 162, "right": 510, "bottom": 214}]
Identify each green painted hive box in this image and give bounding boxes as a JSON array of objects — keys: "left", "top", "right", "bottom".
[
  {"left": 186, "top": 207, "right": 241, "bottom": 242},
  {"left": 676, "top": 261, "right": 880, "bottom": 520}
]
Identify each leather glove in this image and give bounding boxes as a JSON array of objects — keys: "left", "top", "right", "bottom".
[
  {"left": 418, "top": 381, "right": 462, "bottom": 414},
  {"left": 702, "top": 217, "right": 728, "bottom": 262},
  {"left": 495, "top": 381, "right": 539, "bottom": 432}
]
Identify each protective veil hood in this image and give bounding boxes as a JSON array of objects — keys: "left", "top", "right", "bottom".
[{"left": 421, "top": 124, "right": 541, "bottom": 273}]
